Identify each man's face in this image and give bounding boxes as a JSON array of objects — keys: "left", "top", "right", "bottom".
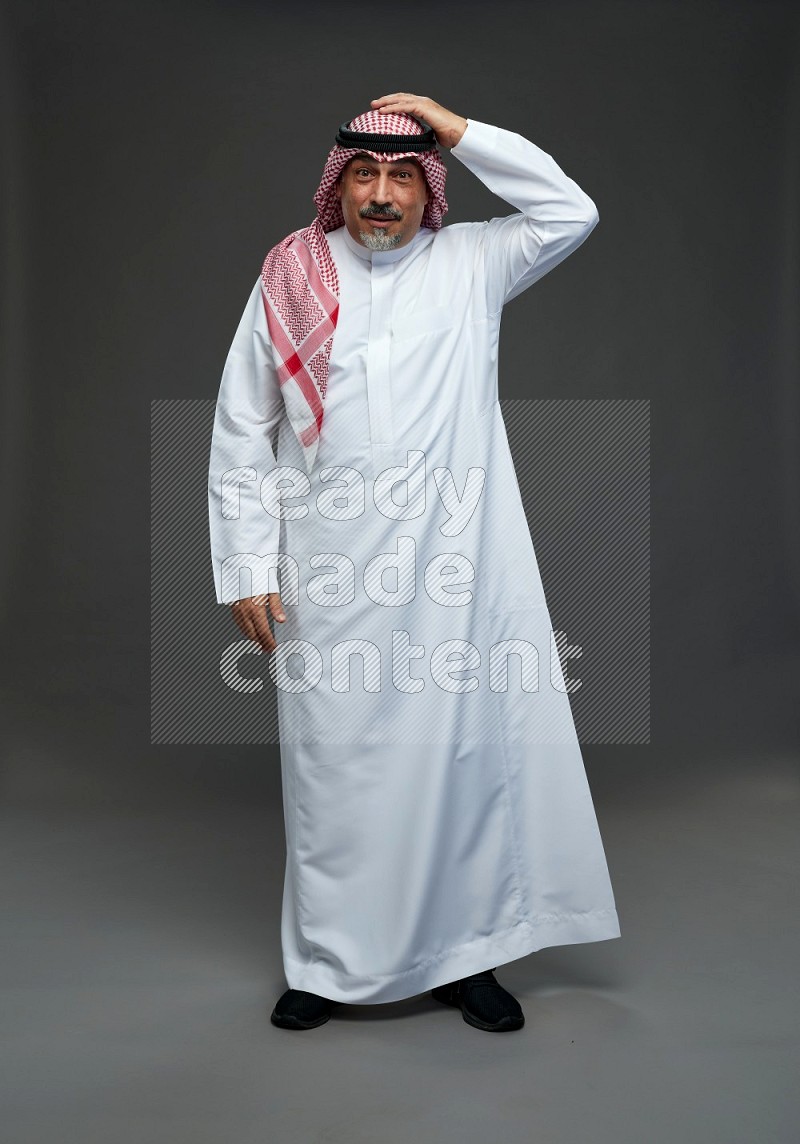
[{"left": 335, "top": 154, "right": 430, "bottom": 251}]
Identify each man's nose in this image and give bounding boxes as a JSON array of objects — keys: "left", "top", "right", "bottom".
[{"left": 372, "top": 173, "right": 396, "bottom": 202}]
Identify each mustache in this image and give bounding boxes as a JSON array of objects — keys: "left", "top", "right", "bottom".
[{"left": 359, "top": 205, "right": 402, "bottom": 220}]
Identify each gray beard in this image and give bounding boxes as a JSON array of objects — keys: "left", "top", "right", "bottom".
[{"left": 358, "top": 228, "right": 403, "bottom": 252}]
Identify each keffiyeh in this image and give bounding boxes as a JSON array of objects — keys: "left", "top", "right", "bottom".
[{"left": 260, "top": 110, "right": 449, "bottom": 474}]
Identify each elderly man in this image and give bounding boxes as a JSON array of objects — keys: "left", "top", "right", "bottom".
[{"left": 208, "top": 93, "right": 620, "bottom": 1033}]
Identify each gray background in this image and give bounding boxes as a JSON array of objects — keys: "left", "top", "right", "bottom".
[{"left": 1, "top": 1, "right": 798, "bottom": 1141}]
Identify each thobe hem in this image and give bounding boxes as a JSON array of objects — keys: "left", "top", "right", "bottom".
[{"left": 283, "top": 906, "right": 621, "bottom": 1005}]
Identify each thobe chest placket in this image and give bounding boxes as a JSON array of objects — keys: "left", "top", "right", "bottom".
[{"left": 365, "top": 260, "right": 397, "bottom": 478}]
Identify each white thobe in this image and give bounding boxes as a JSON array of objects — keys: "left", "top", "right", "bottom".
[{"left": 208, "top": 119, "right": 621, "bottom": 1004}]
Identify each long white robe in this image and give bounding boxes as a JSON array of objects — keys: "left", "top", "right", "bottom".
[{"left": 208, "top": 118, "right": 621, "bottom": 1004}]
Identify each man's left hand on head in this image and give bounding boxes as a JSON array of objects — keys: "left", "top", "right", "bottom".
[{"left": 370, "top": 93, "right": 468, "bottom": 150}]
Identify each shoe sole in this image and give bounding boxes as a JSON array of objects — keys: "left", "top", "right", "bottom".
[
  {"left": 270, "top": 1009, "right": 332, "bottom": 1030},
  {"left": 432, "top": 989, "right": 525, "bottom": 1033}
]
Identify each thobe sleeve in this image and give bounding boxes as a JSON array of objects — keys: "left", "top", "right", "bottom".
[
  {"left": 207, "top": 275, "right": 285, "bottom": 605},
  {"left": 449, "top": 118, "right": 599, "bottom": 313}
]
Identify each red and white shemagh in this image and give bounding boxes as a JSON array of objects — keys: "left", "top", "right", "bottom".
[{"left": 259, "top": 110, "right": 449, "bottom": 474}]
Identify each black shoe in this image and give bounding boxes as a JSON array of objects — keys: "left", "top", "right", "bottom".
[
  {"left": 270, "top": 988, "right": 335, "bottom": 1030},
  {"left": 432, "top": 967, "right": 525, "bottom": 1032}
]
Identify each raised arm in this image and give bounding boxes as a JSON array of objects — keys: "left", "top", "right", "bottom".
[
  {"left": 370, "top": 93, "right": 599, "bottom": 313},
  {"left": 207, "top": 276, "right": 285, "bottom": 625},
  {"left": 451, "top": 118, "right": 599, "bottom": 311}
]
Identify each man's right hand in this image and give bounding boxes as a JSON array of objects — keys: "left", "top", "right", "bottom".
[{"left": 230, "top": 593, "right": 285, "bottom": 654}]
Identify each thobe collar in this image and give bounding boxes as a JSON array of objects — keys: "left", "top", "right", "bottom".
[{"left": 340, "top": 224, "right": 429, "bottom": 264}]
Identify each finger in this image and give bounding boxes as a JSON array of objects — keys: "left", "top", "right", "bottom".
[
  {"left": 371, "top": 98, "right": 439, "bottom": 124},
  {"left": 250, "top": 606, "right": 276, "bottom": 654},
  {"left": 231, "top": 605, "right": 258, "bottom": 644},
  {"left": 269, "top": 592, "right": 286, "bottom": 623},
  {"left": 371, "top": 93, "right": 423, "bottom": 109}
]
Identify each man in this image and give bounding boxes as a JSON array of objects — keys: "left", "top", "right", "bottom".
[{"left": 208, "top": 93, "right": 621, "bottom": 1034}]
